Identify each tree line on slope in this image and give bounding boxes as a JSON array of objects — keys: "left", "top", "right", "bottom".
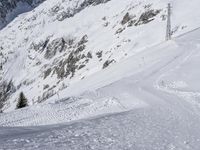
[{"left": 0, "top": 80, "right": 28, "bottom": 113}]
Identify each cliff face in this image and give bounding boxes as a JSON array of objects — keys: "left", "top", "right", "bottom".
[{"left": 0, "top": 0, "right": 44, "bottom": 29}]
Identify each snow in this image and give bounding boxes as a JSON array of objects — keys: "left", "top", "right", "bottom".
[
  {"left": 1, "top": 0, "right": 200, "bottom": 112},
  {"left": 156, "top": 35, "right": 200, "bottom": 109},
  {"left": 0, "top": 0, "right": 200, "bottom": 149},
  {"left": 0, "top": 94, "right": 146, "bottom": 126},
  {"left": 1, "top": 22, "right": 200, "bottom": 149}
]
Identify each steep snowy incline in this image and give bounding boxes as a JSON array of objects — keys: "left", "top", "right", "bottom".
[
  {"left": 0, "top": 0, "right": 45, "bottom": 29},
  {"left": 1, "top": 0, "right": 200, "bottom": 112},
  {"left": 0, "top": 25, "right": 200, "bottom": 150},
  {"left": 0, "top": 26, "right": 200, "bottom": 127}
]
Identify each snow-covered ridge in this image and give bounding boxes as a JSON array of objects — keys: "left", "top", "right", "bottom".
[
  {"left": 1, "top": 0, "right": 200, "bottom": 112},
  {"left": 0, "top": 0, "right": 45, "bottom": 29}
]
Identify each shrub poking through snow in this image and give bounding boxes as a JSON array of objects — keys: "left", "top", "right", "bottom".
[{"left": 16, "top": 92, "right": 28, "bottom": 109}]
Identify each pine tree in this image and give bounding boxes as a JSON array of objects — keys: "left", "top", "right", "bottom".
[{"left": 16, "top": 92, "right": 28, "bottom": 109}]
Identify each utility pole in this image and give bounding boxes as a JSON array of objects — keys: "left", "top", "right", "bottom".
[{"left": 166, "top": 3, "right": 172, "bottom": 41}]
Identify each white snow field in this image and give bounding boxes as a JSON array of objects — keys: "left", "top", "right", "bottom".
[
  {"left": 0, "top": 25, "right": 200, "bottom": 149},
  {"left": 1, "top": 0, "right": 200, "bottom": 149},
  {"left": 1, "top": 0, "right": 200, "bottom": 112}
]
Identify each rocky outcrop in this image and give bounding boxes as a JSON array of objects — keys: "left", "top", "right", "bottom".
[
  {"left": 135, "top": 9, "right": 161, "bottom": 26},
  {"left": 39, "top": 35, "right": 92, "bottom": 80},
  {"left": 121, "top": 13, "right": 132, "bottom": 25},
  {"left": 44, "top": 38, "right": 66, "bottom": 59},
  {"left": 103, "top": 59, "right": 116, "bottom": 69},
  {"left": 52, "top": 0, "right": 111, "bottom": 22},
  {"left": 52, "top": 35, "right": 90, "bottom": 79}
]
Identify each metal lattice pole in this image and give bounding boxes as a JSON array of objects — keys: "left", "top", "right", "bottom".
[{"left": 166, "top": 3, "right": 172, "bottom": 41}]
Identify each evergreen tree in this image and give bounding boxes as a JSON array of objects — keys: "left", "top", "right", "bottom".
[{"left": 16, "top": 92, "right": 28, "bottom": 109}]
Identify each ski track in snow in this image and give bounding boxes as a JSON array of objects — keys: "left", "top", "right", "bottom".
[{"left": 0, "top": 95, "right": 145, "bottom": 126}]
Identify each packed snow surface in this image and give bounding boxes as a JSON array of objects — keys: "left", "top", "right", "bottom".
[
  {"left": 1, "top": 0, "right": 200, "bottom": 149},
  {"left": 0, "top": 24, "right": 200, "bottom": 149}
]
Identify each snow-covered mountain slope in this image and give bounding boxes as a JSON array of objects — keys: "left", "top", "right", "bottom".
[
  {"left": 0, "top": 25, "right": 200, "bottom": 127},
  {"left": 1, "top": 0, "right": 200, "bottom": 112},
  {"left": 0, "top": 24, "right": 200, "bottom": 150},
  {"left": 0, "top": 0, "right": 45, "bottom": 29}
]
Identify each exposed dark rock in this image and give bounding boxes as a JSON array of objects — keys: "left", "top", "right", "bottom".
[
  {"left": 32, "top": 36, "right": 75, "bottom": 58},
  {"left": 53, "top": 60, "right": 66, "bottom": 79},
  {"left": 80, "top": 0, "right": 111, "bottom": 8},
  {"left": 75, "top": 45, "right": 86, "bottom": 54},
  {"left": 52, "top": 35, "right": 89, "bottom": 79},
  {"left": 51, "top": 4, "right": 61, "bottom": 14},
  {"left": 64, "top": 37, "right": 75, "bottom": 47},
  {"left": 87, "top": 52, "right": 92, "bottom": 59},
  {"left": 35, "top": 61, "right": 42, "bottom": 66},
  {"left": 84, "top": 59, "right": 90, "bottom": 63},
  {"left": 144, "top": 4, "right": 152, "bottom": 9},
  {"left": 31, "top": 38, "right": 50, "bottom": 53},
  {"left": 135, "top": 9, "right": 161, "bottom": 26},
  {"left": 102, "top": 16, "right": 106, "bottom": 21},
  {"left": 44, "top": 38, "right": 66, "bottom": 59},
  {"left": 57, "top": 11, "right": 73, "bottom": 21},
  {"left": 103, "top": 59, "right": 116, "bottom": 69},
  {"left": 78, "top": 64, "right": 86, "bottom": 70},
  {"left": 38, "top": 89, "right": 56, "bottom": 103},
  {"left": 81, "top": 54, "right": 86, "bottom": 59},
  {"left": 55, "top": 0, "right": 111, "bottom": 22},
  {"left": 121, "top": 12, "right": 132, "bottom": 25},
  {"left": 103, "top": 22, "right": 109, "bottom": 27},
  {"left": 127, "top": 19, "right": 137, "bottom": 27},
  {"left": 43, "top": 84, "right": 49, "bottom": 90},
  {"left": 161, "top": 14, "right": 167, "bottom": 21},
  {"left": 44, "top": 68, "right": 52, "bottom": 79},
  {"left": 65, "top": 53, "right": 80, "bottom": 78},
  {"left": 115, "top": 28, "right": 125, "bottom": 34},
  {"left": 96, "top": 51, "right": 103, "bottom": 58},
  {"left": 77, "top": 35, "right": 88, "bottom": 46}
]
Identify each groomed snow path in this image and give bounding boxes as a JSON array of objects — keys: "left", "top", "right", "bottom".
[{"left": 1, "top": 28, "right": 200, "bottom": 150}]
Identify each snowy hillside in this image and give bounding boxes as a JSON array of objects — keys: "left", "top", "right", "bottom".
[
  {"left": 0, "top": 0, "right": 44, "bottom": 29},
  {"left": 1, "top": 0, "right": 200, "bottom": 112},
  {"left": 0, "top": 0, "right": 200, "bottom": 149},
  {"left": 0, "top": 19, "right": 200, "bottom": 150}
]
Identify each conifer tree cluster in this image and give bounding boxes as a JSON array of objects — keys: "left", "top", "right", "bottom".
[{"left": 16, "top": 92, "right": 28, "bottom": 109}]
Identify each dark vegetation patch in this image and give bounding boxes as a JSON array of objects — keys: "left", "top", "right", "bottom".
[{"left": 0, "top": 80, "right": 16, "bottom": 112}]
